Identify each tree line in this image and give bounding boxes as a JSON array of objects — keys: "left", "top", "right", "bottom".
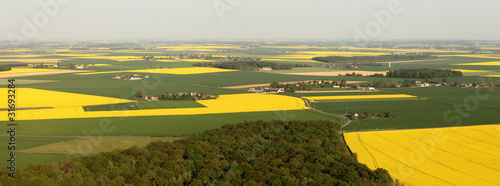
[
  {"left": 193, "top": 61, "right": 311, "bottom": 71},
  {"left": 270, "top": 79, "right": 348, "bottom": 93},
  {"left": 312, "top": 54, "right": 438, "bottom": 63},
  {"left": 0, "top": 120, "right": 394, "bottom": 185},
  {"left": 386, "top": 68, "right": 463, "bottom": 79}
]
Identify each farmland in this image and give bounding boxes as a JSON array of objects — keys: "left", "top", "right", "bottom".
[
  {"left": 1, "top": 41, "right": 500, "bottom": 176},
  {"left": 344, "top": 124, "right": 500, "bottom": 186}
]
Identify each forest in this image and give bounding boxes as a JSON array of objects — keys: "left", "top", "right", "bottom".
[
  {"left": 193, "top": 61, "right": 311, "bottom": 70},
  {"left": 0, "top": 120, "right": 394, "bottom": 185},
  {"left": 312, "top": 54, "right": 438, "bottom": 63},
  {"left": 386, "top": 68, "right": 463, "bottom": 79}
]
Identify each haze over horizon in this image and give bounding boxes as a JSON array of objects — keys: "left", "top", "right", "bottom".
[{"left": 1, "top": 0, "right": 499, "bottom": 41}]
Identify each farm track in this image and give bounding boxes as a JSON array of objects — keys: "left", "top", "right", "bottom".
[{"left": 356, "top": 133, "right": 379, "bottom": 168}]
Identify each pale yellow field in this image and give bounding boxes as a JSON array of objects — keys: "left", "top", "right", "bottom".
[
  {"left": 53, "top": 53, "right": 105, "bottom": 57},
  {"left": 0, "top": 92, "right": 309, "bottom": 121},
  {"left": 90, "top": 64, "right": 113, "bottom": 67},
  {"left": 0, "top": 88, "right": 133, "bottom": 109},
  {"left": 267, "top": 51, "right": 391, "bottom": 60},
  {"left": 75, "top": 67, "right": 237, "bottom": 75},
  {"left": 19, "top": 136, "right": 185, "bottom": 155},
  {"left": 303, "top": 94, "right": 417, "bottom": 102},
  {"left": 0, "top": 49, "right": 33, "bottom": 52},
  {"left": 0, "top": 55, "right": 44, "bottom": 58},
  {"left": 343, "top": 47, "right": 470, "bottom": 53},
  {"left": 0, "top": 59, "right": 61, "bottom": 63},
  {"left": 0, "top": 68, "right": 65, "bottom": 74},
  {"left": 344, "top": 125, "right": 500, "bottom": 186},
  {"left": 71, "top": 55, "right": 146, "bottom": 61},
  {"left": 157, "top": 44, "right": 238, "bottom": 51},
  {"left": 452, "top": 61, "right": 500, "bottom": 66}
]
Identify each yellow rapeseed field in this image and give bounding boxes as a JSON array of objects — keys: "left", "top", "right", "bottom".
[
  {"left": 0, "top": 88, "right": 133, "bottom": 109},
  {"left": 0, "top": 68, "right": 65, "bottom": 74},
  {"left": 75, "top": 67, "right": 237, "bottom": 75},
  {"left": 344, "top": 125, "right": 500, "bottom": 186},
  {"left": 0, "top": 93, "right": 309, "bottom": 121},
  {"left": 452, "top": 61, "right": 500, "bottom": 66},
  {"left": 303, "top": 94, "right": 417, "bottom": 102},
  {"left": 482, "top": 75, "right": 500, "bottom": 77},
  {"left": 451, "top": 69, "right": 490, "bottom": 73}
]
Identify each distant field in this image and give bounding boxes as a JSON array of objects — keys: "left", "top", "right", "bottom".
[
  {"left": 19, "top": 136, "right": 185, "bottom": 155},
  {"left": 344, "top": 124, "right": 500, "bottom": 185},
  {"left": 75, "top": 67, "right": 237, "bottom": 75},
  {"left": 3, "top": 43, "right": 500, "bottom": 174},
  {"left": 9, "top": 109, "right": 342, "bottom": 136},
  {"left": 1, "top": 94, "right": 309, "bottom": 121},
  {"left": 309, "top": 87, "right": 500, "bottom": 130}
]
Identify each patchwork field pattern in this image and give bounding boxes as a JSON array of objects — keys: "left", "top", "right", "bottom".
[
  {"left": 0, "top": 92, "right": 309, "bottom": 121},
  {"left": 344, "top": 125, "right": 500, "bottom": 186},
  {"left": 75, "top": 67, "right": 237, "bottom": 75}
]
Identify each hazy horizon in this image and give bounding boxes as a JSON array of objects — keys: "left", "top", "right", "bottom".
[{"left": 1, "top": 0, "right": 499, "bottom": 41}]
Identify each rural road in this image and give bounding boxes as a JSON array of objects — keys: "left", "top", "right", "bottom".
[{"left": 300, "top": 98, "right": 352, "bottom": 130}]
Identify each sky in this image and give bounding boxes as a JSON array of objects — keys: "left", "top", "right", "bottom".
[{"left": 1, "top": 0, "right": 499, "bottom": 41}]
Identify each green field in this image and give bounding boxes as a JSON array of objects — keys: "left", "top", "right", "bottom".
[
  {"left": 308, "top": 87, "right": 500, "bottom": 130},
  {"left": 2, "top": 42, "right": 500, "bottom": 170}
]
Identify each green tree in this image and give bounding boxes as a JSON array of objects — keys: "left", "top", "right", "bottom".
[
  {"left": 270, "top": 81, "right": 280, "bottom": 88},
  {"left": 135, "top": 90, "right": 145, "bottom": 98},
  {"left": 340, "top": 79, "right": 347, "bottom": 88}
]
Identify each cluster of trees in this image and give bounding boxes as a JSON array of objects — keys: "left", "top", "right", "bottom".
[
  {"left": 193, "top": 62, "right": 311, "bottom": 71},
  {"left": 323, "top": 62, "right": 382, "bottom": 69},
  {"left": 142, "top": 56, "right": 155, "bottom": 60},
  {"left": 270, "top": 79, "right": 348, "bottom": 93},
  {"left": 312, "top": 54, "right": 438, "bottom": 63},
  {"left": 372, "top": 80, "right": 415, "bottom": 88},
  {"left": 135, "top": 90, "right": 217, "bottom": 100},
  {"left": 386, "top": 68, "right": 463, "bottom": 79},
  {"left": 0, "top": 64, "right": 27, "bottom": 71},
  {"left": 348, "top": 108, "right": 393, "bottom": 121},
  {"left": 0, "top": 120, "right": 394, "bottom": 185},
  {"left": 337, "top": 72, "right": 385, "bottom": 77},
  {"left": 270, "top": 81, "right": 312, "bottom": 92}
]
